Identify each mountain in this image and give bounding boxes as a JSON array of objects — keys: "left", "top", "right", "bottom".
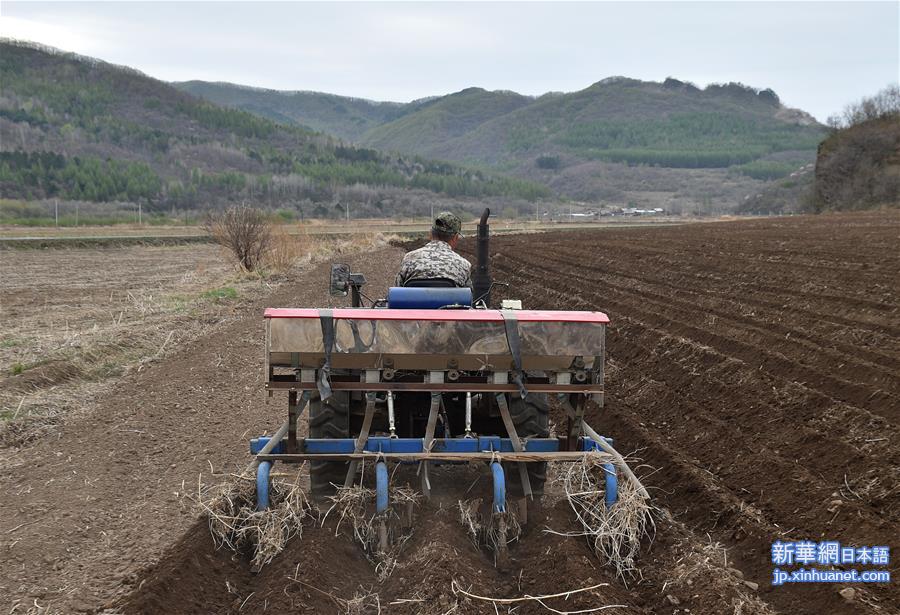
[
  {"left": 182, "top": 76, "right": 826, "bottom": 210},
  {"left": 174, "top": 81, "right": 410, "bottom": 141},
  {"left": 361, "top": 87, "right": 532, "bottom": 155},
  {"left": 171, "top": 82, "right": 532, "bottom": 147},
  {"left": 0, "top": 40, "right": 547, "bottom": 221},
  {"left": 365, "top": 78, "right": 822, "bottom": 166}
]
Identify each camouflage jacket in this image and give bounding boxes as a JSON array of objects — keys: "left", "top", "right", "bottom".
[{"left": 395, "top": 240, "right": 472, "bottom": 287}]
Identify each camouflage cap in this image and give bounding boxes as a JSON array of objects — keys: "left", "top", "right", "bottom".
[{"left": 432, "top": 211, "right": 463, "bottom": 237}]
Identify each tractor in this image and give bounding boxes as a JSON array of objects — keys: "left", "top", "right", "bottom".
[{"left": 249, "top": 209, "right": 642, "bottom": 550}]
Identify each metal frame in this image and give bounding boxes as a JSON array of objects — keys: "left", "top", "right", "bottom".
[
  {"left": 253, "top": 307, "right": 620, "bottom": 513},
  {"left": 251, "top": 434, "right": 619, "bottom": 511},
  {"left": 267, "top": 380, "right": 604, "bottom": 394},
  {"left": 251, "top": 435, "right": 613, "bottom": 459}
]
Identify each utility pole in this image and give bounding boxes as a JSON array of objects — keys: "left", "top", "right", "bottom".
[
  {"left": 55, "top": 199, "right": 58, "bottom": 227},
  {"left": 75, "top": 202, "right": 79, "bottom": 226},
  {"left": 139, "top": 201, "right": 142, "bottom": 225}
]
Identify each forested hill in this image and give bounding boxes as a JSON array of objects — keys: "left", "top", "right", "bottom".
[
  {"left": 0, "top": 40, "right": 547, "bottom": 216},
  {"left": 173, "top": 82, "right": 532, "bottom": 145},
  {"left": 361, "top": 78, "right": 823, "bottom": 168},
  {"left": 174, "top": 81, "right": 410, "bottom": 142},
  {"left": 182, "top": 76, "right": 826, "bottom": 209},
  {"left": 812, "top": 93, "right": 899, "bottom": 212},
  {"left": 182, "top": 77, "right": 823, "bottom": 170}
]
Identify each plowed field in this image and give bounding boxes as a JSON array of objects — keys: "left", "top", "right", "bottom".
[
  {"left": 477, "top": 211, "right": 900, "bottom": 615},
  {"left": 2, "top": 211, "right": 897, "bottom": 615}
]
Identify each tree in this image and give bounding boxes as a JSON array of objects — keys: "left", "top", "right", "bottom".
[
  {"left": 833, "top": 84, "right": 900, "bottom": 129},
  {"left": 205, "top": 205, "right": 272, "bottom": 271},
  {"left": 536, "top": 155, "right": 561, "bottom": 170}
]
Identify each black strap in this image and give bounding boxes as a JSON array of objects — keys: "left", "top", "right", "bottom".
[
  {"left": 318, "top": 309, "right": 334, "bottom": 400},
  {"left": 501, "top": 311, "right": 528, "bottom": 399}
]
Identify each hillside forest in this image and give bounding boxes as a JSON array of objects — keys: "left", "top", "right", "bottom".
[
  {"left": 0, "top": 41, "right": 548, "bottom": 224},
  {"left": 1, "top": 39, "right": 895, "bottom": 223}
]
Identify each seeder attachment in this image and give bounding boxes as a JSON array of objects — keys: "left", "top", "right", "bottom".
[{"left": 247, "top": 301, "right": 646, "bottom": 559}]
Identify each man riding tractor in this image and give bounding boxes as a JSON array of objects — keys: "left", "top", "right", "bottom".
[{"left": 396, "top": 212, "right": 471, "bottom": 288}]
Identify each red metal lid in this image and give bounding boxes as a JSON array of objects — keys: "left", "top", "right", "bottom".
[{"left": 264, "top": 308, "right": 609, "bottom": 324}]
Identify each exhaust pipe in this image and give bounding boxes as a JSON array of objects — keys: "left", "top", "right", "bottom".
[{"left": 472, "top": 208, "right": 492, "bottom": 306}]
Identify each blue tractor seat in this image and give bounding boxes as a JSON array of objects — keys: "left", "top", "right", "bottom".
[{"left": 387, "top": 286, "right": 473, "bottom": 309}]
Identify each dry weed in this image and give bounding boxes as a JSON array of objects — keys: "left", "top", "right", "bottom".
[
  {"left": 262, "top": 225, "right": 310, "bottom": 273},
  {"left": 258, "top": 226, "right": 397, "bottom": 275},
  {"left": 196, "top": 468, "right": 310, "bottom": 569},
  {"left": 556, "top": 452, "right": 655, "bottom": 579},
  {"left": 324, "top": 485, "right": 378, "bottom": 549},
  {"left": 458, "top": 498, "right": 483, "bottom": 547}
]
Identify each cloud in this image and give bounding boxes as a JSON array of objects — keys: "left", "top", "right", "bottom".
[{"left": 0, "top": 14, "right": 105, "bottom": 55}]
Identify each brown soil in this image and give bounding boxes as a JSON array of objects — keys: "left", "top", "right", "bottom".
[
  {"left": 474, "top": 210, "right": 900, "bottom": 615},
  {"left": 2, "top": 211, "right": 898, "bottom": 615}
]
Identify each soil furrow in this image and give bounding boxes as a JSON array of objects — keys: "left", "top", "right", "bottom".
[{"left": 497, "top": 258, "right": 899, "bottom": 420}]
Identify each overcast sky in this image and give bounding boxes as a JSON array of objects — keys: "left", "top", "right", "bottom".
[{"left": 1, "top": 1, "right": 897, "bottom": 121}]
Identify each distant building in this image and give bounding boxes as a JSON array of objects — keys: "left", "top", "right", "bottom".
[{"left": 620, "top": 207, "right": 665, "bottom": 216}]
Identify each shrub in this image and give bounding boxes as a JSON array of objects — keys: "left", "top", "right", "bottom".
[{"left": 205, "top": 205, "right": 272, "bottom": 271}]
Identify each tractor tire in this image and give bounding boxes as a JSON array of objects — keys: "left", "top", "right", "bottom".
[
  {"left": 503, "top": 392, "right": 550, "bottom": 498},
  {"left": 308, "top": 391, "right": 350, "bottom": 496}
]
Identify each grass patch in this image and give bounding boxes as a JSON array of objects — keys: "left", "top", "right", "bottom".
[
  {"left": 201, "top": 286, "right": 238, "bottom": 300},
  {"left": 1, "top": 338, "right": 21, "bottom": 348},
  {"left": 9, "top": 362, "right": 25, "bottom": 376}
]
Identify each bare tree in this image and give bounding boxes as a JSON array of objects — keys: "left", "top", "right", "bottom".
[
  {"left": 205, "top": 205, "right": 272, "bottom": 271},
  {"left": 833, "top": 84, "right": 900, "bottom": 129}
]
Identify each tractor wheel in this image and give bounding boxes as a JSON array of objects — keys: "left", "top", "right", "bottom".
[
  {"left": 503, "top": 392, "right": 550, "bottom": 498},
  {"left": 308, "top": 391, "right": 350, "bottom": 496}
]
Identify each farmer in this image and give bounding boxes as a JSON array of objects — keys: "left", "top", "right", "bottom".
[{"left": 396, "top": 211, "right": 472, "bottom": 287}]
